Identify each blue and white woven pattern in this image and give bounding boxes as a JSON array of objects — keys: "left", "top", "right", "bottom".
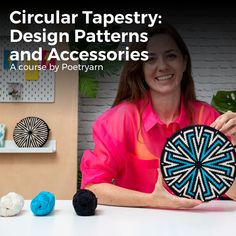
[{"left": 161, "top": 125, "right": 236, "bottom": 201}]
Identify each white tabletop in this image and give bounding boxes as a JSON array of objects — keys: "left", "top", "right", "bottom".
[{"left": 1, "top": 200, "right": 236, "bottom": 236}]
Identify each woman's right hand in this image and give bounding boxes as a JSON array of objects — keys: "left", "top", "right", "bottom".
[{"left": 149, "top": 169, "right": 202, "bottom": 209}]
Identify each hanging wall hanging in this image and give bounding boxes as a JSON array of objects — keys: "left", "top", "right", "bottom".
[{"left": 13, "top": 117, "right": 50, "bottom": 148}]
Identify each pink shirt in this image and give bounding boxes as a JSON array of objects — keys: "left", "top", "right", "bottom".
[{"left": 80, "top": 95, "right": 220, "bottom": 193}]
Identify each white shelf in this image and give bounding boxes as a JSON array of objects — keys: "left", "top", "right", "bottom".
[{"left": 0, "top": 140, "right": 56, "bottom": 153}]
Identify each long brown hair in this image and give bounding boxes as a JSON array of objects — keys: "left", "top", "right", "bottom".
[{"left": 113, "top": 23, "right": 196, "bottom": 122}]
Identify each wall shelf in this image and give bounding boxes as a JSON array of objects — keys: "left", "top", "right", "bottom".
[{"left": 0, "top": 140, "right": 56, "bottom": 153}]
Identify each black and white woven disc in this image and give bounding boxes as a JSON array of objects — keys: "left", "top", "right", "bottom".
[
  {"left": 160, "top": 125, "right": 236, "bottom": 201},
  {"left": 13, "top": 117, "right": 50, "bottom": 148}
]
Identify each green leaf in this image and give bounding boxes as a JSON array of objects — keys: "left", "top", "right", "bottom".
[
  {"left": 79, "top": 75, "right": 98, "bottom": 98},
  {"left": 211, "top": 90, "right": 236, "bottom": 113}
]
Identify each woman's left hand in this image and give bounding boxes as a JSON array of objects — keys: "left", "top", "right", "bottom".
[
  {"left": 211, "top": 111, "right": 236, "bottom": 145},
  {"left": 211, "top": 111, "right": 236, "bottom": 200},
  {"left": 225, "top": 178, "right": 236, "bottom": 200}
]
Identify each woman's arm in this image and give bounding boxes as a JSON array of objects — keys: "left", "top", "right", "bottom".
[{"left": 86, "top": 170, "right": 202, "bottom": 209}]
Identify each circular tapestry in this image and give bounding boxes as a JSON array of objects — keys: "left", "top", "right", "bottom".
[
  {"left": 160, "top": 125, "right": 236, "bottom": 201},
  {"left": 13, "top": 117, "right": 50, "bottom": 148}
]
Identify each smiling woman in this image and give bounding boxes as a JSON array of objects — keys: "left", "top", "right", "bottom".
[
  {"left": 79, "top": 22, "right": 236, "bottom": 209},
  {"left": 143, "top": 33, "right": 187, "bottom": 109}
]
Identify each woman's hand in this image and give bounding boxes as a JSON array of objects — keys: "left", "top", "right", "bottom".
[
  {"left": 211, "top": 111, "right": 236, "bottom": 145},
  {"left": 225, "top": 179, "right": 236, "bottom": 200},
  {"left": 149, "top": 170, "right": 202, "bottom": 209},
  {"left": 211, "top": 111, "right": 236, "bottom": 200}
]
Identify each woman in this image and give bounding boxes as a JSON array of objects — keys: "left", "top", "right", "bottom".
[{"left": 80, "top": 23, "right": 236, "bottom": 209}]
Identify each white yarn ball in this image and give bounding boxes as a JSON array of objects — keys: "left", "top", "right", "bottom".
[{"left": 0, "top": 192, "right": 24, "bottom": 217}]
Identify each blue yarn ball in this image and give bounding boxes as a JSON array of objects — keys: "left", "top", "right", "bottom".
[{"left": 30, "top": 191, "right": 55, "bottom": 216}]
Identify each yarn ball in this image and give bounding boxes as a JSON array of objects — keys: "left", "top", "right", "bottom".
[
  {"left": 0, "top": 192, "right": 24, "bottom": 217},
  {"left": 30, "top": 191, "right": 55, "bottom": 216},
  {"left": 72, "top": 189, "right": 97, "bottom": 216}
]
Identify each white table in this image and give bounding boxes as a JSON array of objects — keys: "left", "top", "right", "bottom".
[{"left": 1, "top": 200, "right": 236, "bottom": 236}]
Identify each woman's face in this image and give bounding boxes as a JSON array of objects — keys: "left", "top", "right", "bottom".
[{"left": 143, "top": 34, "right": 187, "bottom": 96}]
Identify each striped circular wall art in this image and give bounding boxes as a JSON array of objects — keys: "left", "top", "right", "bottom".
[{"left": 13, "top": 117, "right": 50, "bottom": 148}]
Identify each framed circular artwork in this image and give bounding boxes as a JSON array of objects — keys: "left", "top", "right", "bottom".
[
  {"left": 13, "top": 117, "right": 50, "bottom": 148},
  {"left": 160, "top": 125, "right": 236, "bottom": 201}
]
